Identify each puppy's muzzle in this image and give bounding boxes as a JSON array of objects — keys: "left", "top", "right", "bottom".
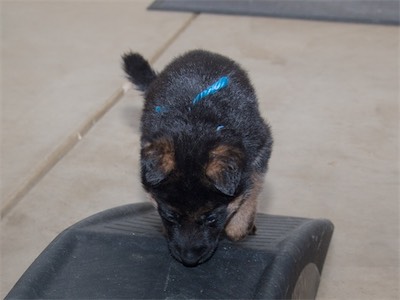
[{"left": 170, "top": 244, "right": 215, "bottom": 267}]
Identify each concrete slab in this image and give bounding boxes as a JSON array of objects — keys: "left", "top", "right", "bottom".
[
  {"left": 1, "top": 90, "right": 147, "bottom": 296},
  {"left": 1, "top": 0, "right": 193, "bottom": 213}
]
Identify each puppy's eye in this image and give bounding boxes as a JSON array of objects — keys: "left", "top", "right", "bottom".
[{"left": 204, "top": 215, "right": 217, "bottom": 226}]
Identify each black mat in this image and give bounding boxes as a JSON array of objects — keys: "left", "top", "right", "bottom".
[
  {"left": 6, "top": 203, "right": 334, "bottom": 299},
  {"left": 149, "top": 0, "right": 399, "bottom": 25}
]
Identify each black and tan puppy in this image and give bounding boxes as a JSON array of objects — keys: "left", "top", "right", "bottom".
[{"left": 122, "top": 50, "right": 272, "bottom": 267}]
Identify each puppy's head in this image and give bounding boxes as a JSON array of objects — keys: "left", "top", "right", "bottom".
[{"left": 141, "top": 137, "right": 245, "bottom": 267}]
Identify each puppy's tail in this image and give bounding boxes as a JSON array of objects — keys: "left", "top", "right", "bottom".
[{"left": 122, "top": 52, "right": 157, "bottom": 92}]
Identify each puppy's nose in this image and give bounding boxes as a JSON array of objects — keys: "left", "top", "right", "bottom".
[{"left": 180, "top": 250, "right": 202, "bottom": 267}]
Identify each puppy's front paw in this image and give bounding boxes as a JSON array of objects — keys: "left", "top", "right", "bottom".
[{"left": 225, "top": 221, "right": 255, "bottom": 241}]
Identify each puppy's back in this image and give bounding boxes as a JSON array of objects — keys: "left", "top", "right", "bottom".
[{"left": 145, "top": 50, "right": 271, "bottom": 171}]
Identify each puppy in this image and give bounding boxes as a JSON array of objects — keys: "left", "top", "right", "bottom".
[{"left": 122, "top": 50, "right": 273, "bottom": 267}]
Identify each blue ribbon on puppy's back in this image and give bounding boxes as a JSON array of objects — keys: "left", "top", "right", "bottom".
[
  {"left": 154, "top": 76, "right": 229, "bottom": 132},
  {"left": 192, "top": 76, "right": 230, "bottom": 105}
]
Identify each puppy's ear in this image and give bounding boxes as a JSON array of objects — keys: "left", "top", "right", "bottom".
[
  {"left": 122, "top": 52, "right": 157, "bottom": 92},
  {"left": 206, "top": 145, "right": 244, "bottom": 196},
  {"left": 141, "top": 138, "right": 175, "bottom": 186}
]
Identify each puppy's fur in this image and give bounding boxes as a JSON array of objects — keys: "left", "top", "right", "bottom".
[{"left": 122, "top": 50, "right": 272, "bottom": 267}]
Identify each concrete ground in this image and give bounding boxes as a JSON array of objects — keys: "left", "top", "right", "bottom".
[{"left": 1, "top": 1, "right": 398, "bottom": 298}]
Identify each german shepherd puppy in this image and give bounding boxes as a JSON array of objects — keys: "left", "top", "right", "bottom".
[{"left": 122, "top": 50, "right": 273, "bottom": 267}]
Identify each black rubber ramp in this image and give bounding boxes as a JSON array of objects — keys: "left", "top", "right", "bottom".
[
  {"left": 6, "top": 203, "right": 334, "bottom": 299},
  {"left": 149, "top": 0, "right": 399, "bottom": 25}
]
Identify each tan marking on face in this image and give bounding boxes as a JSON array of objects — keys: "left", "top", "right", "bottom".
[
  {"left": 159, "top": 139, "right": 175, "bottom": 174},
  {"left": 143, "top": 138, "right": 175, "bottom": 174},
  {"left": 205, "top": 145, "right": 243, "bottom": 179}
]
